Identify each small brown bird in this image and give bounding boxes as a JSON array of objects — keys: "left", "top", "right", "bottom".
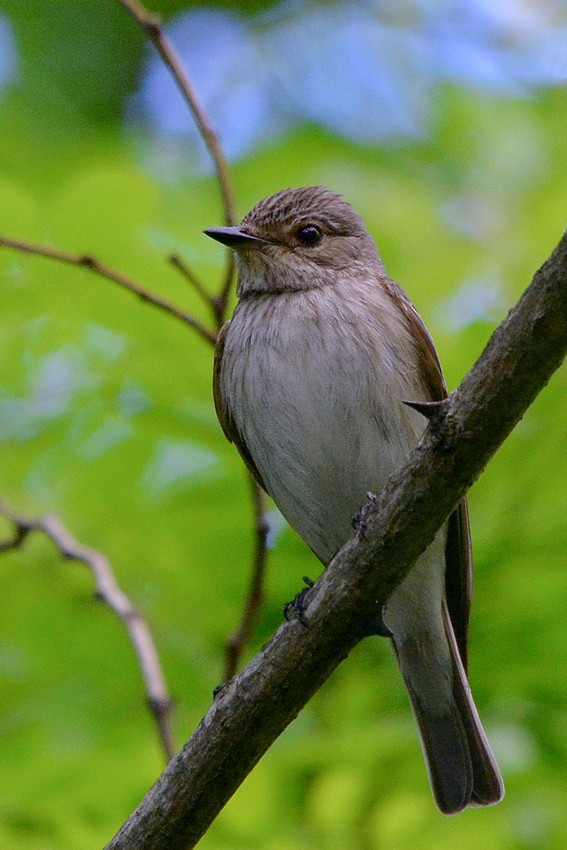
[{"left": 205, "top": 186, "right": 503, "bottom": 814}]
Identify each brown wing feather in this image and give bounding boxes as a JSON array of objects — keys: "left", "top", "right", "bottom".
[
  {"left": 384, "top": 278, "right": 473, "bottom": 670},
  {"left": 445, "top": 502, "right": 472, "bottom": 672},
  {"left": 213, "top": 322, "right": 268, "bottom": 492},
  {"left": 213, "top": 322, "right": 234, "bottom": 444}
]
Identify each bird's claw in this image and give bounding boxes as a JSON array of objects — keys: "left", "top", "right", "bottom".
[
  {"left": 283, "top": 576, "right": 315, "bottom": 627},
  {"left": 351, "top": 491, "right": 378, "bottom": 538}
]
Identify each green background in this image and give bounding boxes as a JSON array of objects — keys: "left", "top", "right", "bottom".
[{"left": 1, "top": 2, "right": 566, "bottom": 848}]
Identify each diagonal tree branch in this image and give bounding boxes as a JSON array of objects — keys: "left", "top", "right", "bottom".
[
  {"left": 105, "top": 232, "right": 567, "bottom": 849},
  {"left": 0, "top": 236, "right": 217, "bottom": 345},
  {"left": 0, "top": 503, "right": 176, "bottom": 763}
]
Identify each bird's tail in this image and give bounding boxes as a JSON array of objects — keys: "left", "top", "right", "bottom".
[{"left": 391, "top": 603, "right": 504, "bottom": 814}]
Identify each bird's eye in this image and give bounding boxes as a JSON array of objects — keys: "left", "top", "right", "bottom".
[{"left": 296, "top": 225, "right": 323, "bottom": 247}]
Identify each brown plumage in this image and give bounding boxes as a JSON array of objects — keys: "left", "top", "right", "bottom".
[{"left": 206, "top": 186, "right": 503, "bottom": 813}]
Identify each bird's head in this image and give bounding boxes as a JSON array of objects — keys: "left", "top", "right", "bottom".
[{"left": 204, "top": 186, "right": 383, "bottom": 297}]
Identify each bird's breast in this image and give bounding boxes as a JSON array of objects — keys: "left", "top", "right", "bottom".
[{"left": 221, "top": 284, "right": 427, "bottom": 564}]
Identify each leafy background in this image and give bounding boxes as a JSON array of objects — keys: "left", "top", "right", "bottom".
[{"left": 1, "top": 1, "right": 566, "bottom": 848}]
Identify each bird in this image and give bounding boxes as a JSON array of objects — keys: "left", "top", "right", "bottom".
[{"left": 204, "top": 186, "right": 504, "bottom": 814}]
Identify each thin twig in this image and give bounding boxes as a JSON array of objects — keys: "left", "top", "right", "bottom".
[
  {"left": 0, "top": 502, "right": 176, "bottom": 763},
  {"left": 168, "top": 251, "right": 233, "bottom": 331},
  {"left": 0, "top": 236, "right": 217, "bottom": 345},
  {"left": 115, "top": 0, "right": 235, "bottom": 227},
  {"left": 168, "top": 253, "right": 218, "bottom": 320},
  {"left": 223, "top": 478, "right": 269, "bottom": 682},
  {"left": 115, "top": 0, "right": 237, "bottom": 320}
]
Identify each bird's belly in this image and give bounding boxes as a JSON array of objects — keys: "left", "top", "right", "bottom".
[{"left": 231, "top": 330, "right": 423, "bottom": 565}]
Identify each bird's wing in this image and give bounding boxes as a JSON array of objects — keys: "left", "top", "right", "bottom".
[
  {"left": 386, "top": 278, "right": 473, "bottom": 672},
  {"left": 213, "top": 321, "right": 268, "bottom": 493}
]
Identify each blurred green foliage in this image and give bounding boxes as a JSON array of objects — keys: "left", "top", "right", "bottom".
[{"left": 1, "top": 2, "right": 566, "bottom": 849}]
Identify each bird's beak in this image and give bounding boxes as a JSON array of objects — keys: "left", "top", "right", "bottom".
[{"left": 203, "top": 226, "right": 266, "bottom": 249}]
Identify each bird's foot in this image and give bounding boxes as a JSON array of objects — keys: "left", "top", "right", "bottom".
[
  {"left": 283, "top": 576, "right": 315, "bottom": 627},
  {"left": 351, "top": 491, "right": 378, "bottom": 539}
]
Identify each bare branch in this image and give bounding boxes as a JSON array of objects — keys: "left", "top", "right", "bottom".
[
  {"left": 223, "top": 477, "right": 269, "bottom": 682},
  {"left": 0, "top": 503, "right": 176, "bottom": 763},
  {"left": 115, "top": 0, "right": 235, "bottom": 228},
  {"left": 167, "top": 252, "right": 228, "bottom": 333},
  {"left": 168, "top": 253, "right": 211, "bottom": 306},
  {"left": 0, "top": 236, "right": 217, "bottom": 345},
  {"left": 115, "top": 0, "right": 237, "bottom": 318},
  {"left": 105, "top": 231, "right": 567, "bottom": 849}
]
